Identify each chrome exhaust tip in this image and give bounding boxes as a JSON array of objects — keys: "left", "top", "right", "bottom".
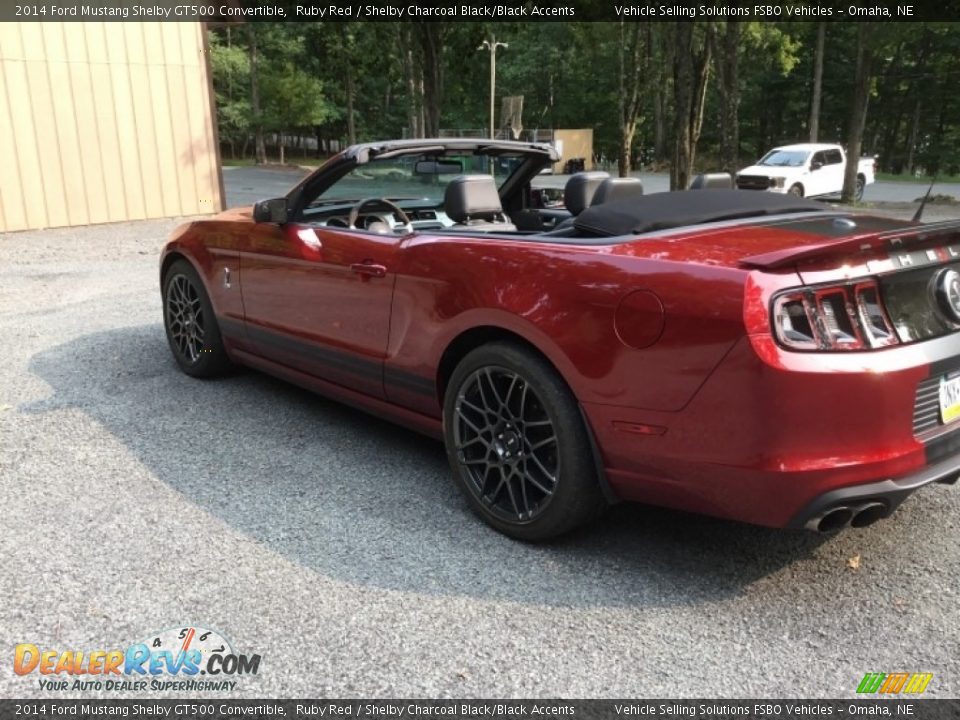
[
  {"left": 850, "top": 502, "right": 887, "bottom": 528},
  {"left": 814, "top": 507, "right": 853, "bottom": 533}
]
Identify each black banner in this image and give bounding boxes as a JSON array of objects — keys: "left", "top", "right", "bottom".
[
  {"left": 1, "top": 700, "right": 959, "bottom": 720},
  {"left": 4, "top": 0, "right": 960, "bottom": 23}
]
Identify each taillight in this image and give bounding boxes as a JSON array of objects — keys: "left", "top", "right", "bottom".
[
  {"left": 772, "top": 280, "right": 898, "bottom": 351},
  {"left": 854, "top": 282, "right": 898, "bottom": 347}
]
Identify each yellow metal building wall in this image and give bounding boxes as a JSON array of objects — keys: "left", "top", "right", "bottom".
[{"left": 0, "top": 22, "right": 223, "bottom": 232}]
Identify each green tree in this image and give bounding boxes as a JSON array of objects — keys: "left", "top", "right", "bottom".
[
  {"left": 260, "top": 63, "right": 334, "bottom": 164},
  {"left": 208, "top": 31, "right": 251, "bottom": 159}
]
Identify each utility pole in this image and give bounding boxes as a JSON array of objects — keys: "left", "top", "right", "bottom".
[{"left": 478, "top": 36, "right": 508, "bottom": 139}]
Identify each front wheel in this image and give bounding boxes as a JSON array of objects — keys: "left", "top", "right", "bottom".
[
  {"left": 162, "top": 259, "right": 232, "bottom": 378},
  {"left": 443, "top": 342, "right": 606, "bottom": 541},
  {"left": 788, "top": 184, "right": 804, "bottom": 197}
]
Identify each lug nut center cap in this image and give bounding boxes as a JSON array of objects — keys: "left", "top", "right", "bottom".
[{"left": 494, "top": 430, "right": 521, "bottom": 460}]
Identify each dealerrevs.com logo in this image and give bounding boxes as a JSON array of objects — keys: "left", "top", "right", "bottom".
[
  {"left": 856, "top": 672, "right": 933, "bottom": 695},
  {"left": 14, "top": 626, "right": 261, "bottom": 692}
]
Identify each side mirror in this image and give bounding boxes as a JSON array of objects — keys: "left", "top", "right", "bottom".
[
  {"left": 253, "top": 198, "right": 289, "bottom": 224},
  {"left": 810, "top": 160, "right": 823, "bottom": 171}
]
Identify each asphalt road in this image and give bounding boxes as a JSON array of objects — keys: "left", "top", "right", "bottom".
[
  {"left": 1, "top": 197, "right": 959, "bottom": 700},
  {"left": 223, "top": 165, "right": 960, "bottom": 209}
]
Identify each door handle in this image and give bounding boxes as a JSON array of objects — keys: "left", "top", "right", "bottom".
[{"left": 350, "top": 262, "right": 387, "bottom": 278}]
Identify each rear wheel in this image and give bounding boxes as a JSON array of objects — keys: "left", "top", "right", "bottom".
[
  {"left": 788, "top": 184, "right": 804, "bottom": 197},
  {"left": 443, "top": 342, "right": 606, "bottom": 541},
  {"left": 162, "top": 259, "right": 231, "bottom": 378},
  {"left": 855, "top": 175, "right": 866, "bottom": 202}
]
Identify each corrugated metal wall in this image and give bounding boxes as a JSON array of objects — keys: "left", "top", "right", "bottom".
[{"left": 0, "top": 22, "right": 223, "bottom": 233}]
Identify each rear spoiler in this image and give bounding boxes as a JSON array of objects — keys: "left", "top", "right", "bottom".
[{"left": 740, "top": 219, "right": 960, "bottom": 270}]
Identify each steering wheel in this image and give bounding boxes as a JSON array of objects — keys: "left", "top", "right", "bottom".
[{"left": 348, "top": 198, "right": 413, "bottom": 233}]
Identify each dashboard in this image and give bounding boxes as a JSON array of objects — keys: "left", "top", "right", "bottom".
[
  {"left": 301, "top": 201, "right": 454, "bottom": 234},
  {"left": 322, "top": 208, "right": 453, "bottom": 232}
]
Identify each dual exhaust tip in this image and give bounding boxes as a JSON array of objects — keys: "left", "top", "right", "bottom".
[{"left": 809, "top": 501, "right": 888, "bottom": 533}]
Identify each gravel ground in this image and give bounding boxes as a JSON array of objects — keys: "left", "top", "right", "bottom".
[{"left": 1, "top": 203, "right": 958, "bottom": 700}]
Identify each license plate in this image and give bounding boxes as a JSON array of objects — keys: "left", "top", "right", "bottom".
[{"left": 940, "top": 375, "right": 960, "bottom": 424}]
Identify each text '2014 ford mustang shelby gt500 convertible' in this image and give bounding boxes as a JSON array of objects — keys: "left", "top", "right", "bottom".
[{"left": 161, "top": 139, "right": 957, "bottom": 540}]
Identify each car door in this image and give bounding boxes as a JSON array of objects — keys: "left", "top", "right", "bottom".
[
  {"left": 807, "top": 151, "right": 829, "bottom": 196},
  {"left": 823, "top": 149, "right": 846, "bottom": 195},
  {"left": 238, "top": 222, "right": 402, "bottom": 400}
]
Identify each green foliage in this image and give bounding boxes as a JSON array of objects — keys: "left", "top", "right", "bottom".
[
  {"left": 742, "top": 22, "right": 802, "bottom": 75},
  {"left": 208, "top": 32, "right": 251, "bottom": 148},
  {"left": 207, "top": 21, "right": 960, "bottom": 175},
  {"left": 260, "top": 64, "right": 334, "bottom": 132}
]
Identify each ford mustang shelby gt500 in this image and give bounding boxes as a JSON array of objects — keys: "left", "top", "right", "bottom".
[{"left": 161, "top": 139, "right": 957, "bottom": 540}]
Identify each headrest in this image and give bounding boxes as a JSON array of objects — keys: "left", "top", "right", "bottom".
[
  {"left": 444, "top": 175, "right": 504, "bottom": 223},
  {"left": 564, "top": 171, "right": 609, "bottom": 215},
  {"left": 689, "top": 173, "right": 734, "bottom": 190},
  {"left": 593, "top": 177, "right": 644, "bottom": 205}
]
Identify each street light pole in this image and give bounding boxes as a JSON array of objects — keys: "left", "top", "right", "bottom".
[{"left": 478, "top": 36, "right": 508, "bottom": 139}]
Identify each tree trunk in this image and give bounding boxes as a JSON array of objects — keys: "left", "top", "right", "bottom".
[
  {"left": 670, "top": 24, "right": 693, "bottom": 190},
  {"left": 688, "top": 47, "right": 711, "bottom": 174},
  {"left": 619, "top": 123, "right": 636, "bottom": 177},
  {"left": 715, "top": 21, "right": 741, "bottom": 176},
  {"left": 841, "top": 24, "right": 873, "bottom": 203},
  {"left": 671, "top": 22, "right": 713, "bottom": 190},
  {"left": 345, "top": 63, "right": 356, "bottom": 145},
  {"left": 416, "top": 23, "right": 444, "bottom": 137},
  {"left": 336, "top": 26, "right": 358, "bottom": 146},
  {"left": 906, "top": 98, "right": 922, "bottom": 175},
  {"left": 905, "top": 30, "right": 932, "bottom": 176},
  {"left": 809, "top": 22, "right": 825, "bottom": 142},
  {"left": 248, "top": 27, "right": 266, "bottom": 165},
  {"left": 617, "top": 22, "right": 647, "bottom": 178},
  {"left": 652, "top": 84, "right": 665, "bottom": 165},
  {"left": 651, "top": 29, "right": 667, "bottom": 165},
  {"left": 398, "top": 26, "right": 420, "bottom": 138},
  {"left": 880, "top": 117, "right": 895, "bottom": 170}
]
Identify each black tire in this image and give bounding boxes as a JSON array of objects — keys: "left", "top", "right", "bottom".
[
  {"left": 788, "top": 184, "right": 804, "bottom": 197},
  {"left": 442, "top": 341, "right": 606, "bottom": 541},
  {"left": 162, "top": 259, "right": 232, "bottom": 378},
  {"left": 855, "top": 175, "right": 866, "bottom": 202}
]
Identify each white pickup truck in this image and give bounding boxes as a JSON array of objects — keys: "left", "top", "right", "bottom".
[{"left": 735, "top": 143, "right": 876, "bottom": 201}]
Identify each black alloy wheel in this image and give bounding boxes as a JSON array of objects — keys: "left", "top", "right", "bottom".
[
  {"left": 443, "top": 342, "right": 606, "bottom": 541},
  {"left": 162, "top": 259, "right": 231, "bottom": 378}
]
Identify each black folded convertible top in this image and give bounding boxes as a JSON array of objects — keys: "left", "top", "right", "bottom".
[{"left": 573, "top": 189, "right": 826, "bottom": 237}]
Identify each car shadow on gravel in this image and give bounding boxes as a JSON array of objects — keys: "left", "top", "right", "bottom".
[{"left": 28, "top": 323, "right": 945, "bottom": 609}]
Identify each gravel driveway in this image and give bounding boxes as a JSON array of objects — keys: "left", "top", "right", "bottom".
[{"left": 1, "top": 205, "right": 958, "bottom": 699}]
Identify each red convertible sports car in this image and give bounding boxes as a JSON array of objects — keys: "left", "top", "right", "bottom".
[{"left": 161, "top": 139, "right": 958, "bottom": 540}]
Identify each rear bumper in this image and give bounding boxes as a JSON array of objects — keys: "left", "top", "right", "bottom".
[
  {"left": 787, "top": 451, "right": 960, "bottom": 531},
  {"left": 584, "top": 333, "right": 960, "bottom": 529}
]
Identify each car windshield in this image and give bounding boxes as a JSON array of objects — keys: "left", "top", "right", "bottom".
[
  {"left": 312, "top": 152, "right": 527, "bottom": 206},
  {"left": 758, "top": 150, "right": 810, "bottom": 167}
]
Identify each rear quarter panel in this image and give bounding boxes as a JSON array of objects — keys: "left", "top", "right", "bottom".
[{"left": 385, "top": 234, "right": 748, "bottom": 418}]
